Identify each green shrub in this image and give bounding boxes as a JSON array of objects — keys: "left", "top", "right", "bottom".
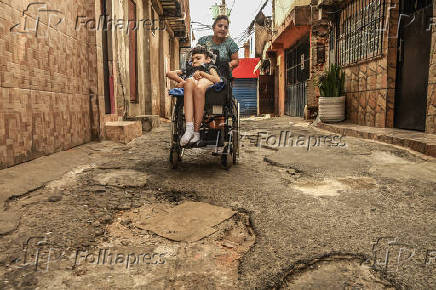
[{"left": 316, "top": 64, "right": 345, "bottom": 98}]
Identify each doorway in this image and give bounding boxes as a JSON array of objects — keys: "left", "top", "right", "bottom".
[
  {"left": 285, "top": 34, "right": 310, "bottom": 117},
  {"left": 395, "top": 0, "right": 433, "bottom": 131},
  {"left": 259, "top": 75, "right": 274, "bottom": 114},
  {"left": 102, "top": 0, "right": 115, "bottom": 114}
]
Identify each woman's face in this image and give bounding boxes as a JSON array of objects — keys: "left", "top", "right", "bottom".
[{"left": 213, "top": 19, "right": 229, "bottom": 38}]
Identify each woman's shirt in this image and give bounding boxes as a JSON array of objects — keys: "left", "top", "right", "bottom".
[{"left": 197, "top": 36, "right": 239, "bottom": 78}]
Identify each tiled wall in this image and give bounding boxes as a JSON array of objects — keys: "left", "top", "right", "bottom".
[
  {"left": 0, "top": 0, "right": 99, "bottom": 168},
  {"left": 340, "top": 0, "right": 436, "bottom": 134},
  {"left": 342, "top": 0, "right": 399, "bottom": 128},
  {"left": 343, "top": 58, "right": 390, "bottom": 128}
]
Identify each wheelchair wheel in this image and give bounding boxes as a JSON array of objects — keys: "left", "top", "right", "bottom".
[
  {"left": 221, "top": 145, "right": 233, "bottom": 170},
  {"left": 170, "top": 148, "right": 180, "bottom": 169},
  {"left": 169, "top": 97, "right": 184, "bottom": 169},
  {"left": 232, "top": 98, "right": 239, "bottom": 165}
]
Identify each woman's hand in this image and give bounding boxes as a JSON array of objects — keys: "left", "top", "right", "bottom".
[
  {"left": 176, "top": 80, "right": 186, "bottom": 88},
  {"left": 228, "top": 62, "right": 233, "bottom": 70},
  {"left": 193, "top": 71, "right": 203, "bottom": 80}
]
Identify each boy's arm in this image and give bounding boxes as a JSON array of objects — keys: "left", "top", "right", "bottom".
[
  {"left": 199, "top": 68, "right": 221, "bottom": 84},
  {"left": 166, "top": 70, "right": 184, "bottom": 83}
]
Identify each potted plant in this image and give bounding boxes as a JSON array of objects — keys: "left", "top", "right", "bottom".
[{"left": 315, "top": 64, "right": 346, "bottom": 123}]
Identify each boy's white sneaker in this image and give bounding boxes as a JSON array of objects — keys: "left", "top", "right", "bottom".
[
  {"left": 180, "top": 122, "right": 194, "bottom": 146},
  {"left": 180, "top": 131, "right": 194, "bottom": 146},
  {"left": 190, "top": 132, "right": 200, "bottom": 144}
]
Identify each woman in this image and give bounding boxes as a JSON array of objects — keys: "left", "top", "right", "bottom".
[
  {"left": 180, "top": 15, "right": 239, "bottom": 146},
  {"left": 197, "top": 15, "right": 240, "bottom": 77}
]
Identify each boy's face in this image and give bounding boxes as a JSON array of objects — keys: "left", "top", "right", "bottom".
[{"left": 191, "top": 53, "right": 210, "bottom": 67}]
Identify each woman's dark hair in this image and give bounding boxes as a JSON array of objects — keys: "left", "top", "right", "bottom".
[{"left": 212, "top": 15, "right": 230, "bottom": 29}]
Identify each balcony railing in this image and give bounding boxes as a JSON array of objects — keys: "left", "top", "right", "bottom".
[{"left": 159, "top": 0, "right": 189, "bottom": 39}]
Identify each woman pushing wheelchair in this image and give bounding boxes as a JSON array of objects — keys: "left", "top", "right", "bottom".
[{"left": 166, "top": 15, "right": 239, "bottom": 147}]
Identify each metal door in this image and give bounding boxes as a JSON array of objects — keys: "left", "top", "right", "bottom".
[
  {"left": 259, "top": 75, "right": 274, "bottom": 114},
  {"left": 395, "top": 0, "right": 432, "bottom": 131},
  {"left": 233, "top": 79, "right": 258, "bottom": 115},
  {"left": 285, "top": 34, "right": 310, "bottom": 117}
]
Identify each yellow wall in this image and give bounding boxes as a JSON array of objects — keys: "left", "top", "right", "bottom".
[{"left": 274, "top": 0, "right": 311, "bottom": 27}]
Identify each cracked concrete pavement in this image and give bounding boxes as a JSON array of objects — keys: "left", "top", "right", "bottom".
[{"left": 0, "top": 117, "right": 435, "bottom": 289}]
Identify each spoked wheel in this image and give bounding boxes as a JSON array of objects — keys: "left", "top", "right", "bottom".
[
  {"left": 169, "top": 97, "right": 185, "bottom": 169},
  {"left": 221, "top": 145, "right": 234, "bottom": 170},
  {"left": 170, "top": 147, "right": 180, "bottom": 169},
  {"left": 232, "top": 98, "right": 240, "bottom": 165}
]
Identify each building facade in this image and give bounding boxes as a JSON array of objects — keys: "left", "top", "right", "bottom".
[
  {"left": 0, "top": 0, "right": 190, "bottom": 169},
  {"left": 269, "top": 0, "right": 323, "bottom": 117},
  {"left": 318, "top": 0, "right": 435, "bottom": 134}
]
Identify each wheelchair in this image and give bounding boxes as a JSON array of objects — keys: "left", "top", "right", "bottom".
[{"left": 168, "top": 75, "right": 240, "bottom": 169}]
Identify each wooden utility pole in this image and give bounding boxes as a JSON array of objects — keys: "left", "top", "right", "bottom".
[{"left": 220, "top": 0, "right": 226, "bottom": 15}]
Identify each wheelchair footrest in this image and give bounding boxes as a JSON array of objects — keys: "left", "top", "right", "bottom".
[{"left": 182, "top": 141, "right": 207, "bottom": 149}]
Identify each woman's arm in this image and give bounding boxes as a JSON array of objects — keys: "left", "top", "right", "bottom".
[
  {"left": 166, "top": 70, "right": 184, "bottom": 83},
  {"left": 229, "top": 52, "right": 239, "bottom": 70}
]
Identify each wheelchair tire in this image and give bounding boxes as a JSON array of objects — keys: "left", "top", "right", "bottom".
[
  {"left": 221, "top": 145, "right": 233, "bottom": 170},
  {"left": 232, "top": 98, "right": 239, "bottom": 165},
  {"left": 169, "top": 148, "right": 179, "bottom": 169}
]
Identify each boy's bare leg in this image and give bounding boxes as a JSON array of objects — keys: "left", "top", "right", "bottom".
[
  {"left": 184, "top": 78, "right": 195, "bottom": 123},
  {"left": 180, "top": 78, "right": 195, "bottom": 146},
  {"left": 191, "top": 78, "right": 213, "bottom": 143}
]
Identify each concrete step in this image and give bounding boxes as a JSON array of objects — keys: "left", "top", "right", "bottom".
[
  {"left": 316, "top": 121, "right": 436, "bottom": 157},
  {"left": 105, "top": 121, "right": 142, "bottom": 144},
  {"left": 126, "top": 115, "right": 160, "bottom": 132}
]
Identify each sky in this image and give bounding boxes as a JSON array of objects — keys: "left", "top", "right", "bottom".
[{"left": 189, "top": 0, "right": 272, "bottom": 53}]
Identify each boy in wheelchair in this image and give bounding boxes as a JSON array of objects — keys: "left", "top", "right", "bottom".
[{"left": 166, "top": 46, "right": 223, "bottom": 146}]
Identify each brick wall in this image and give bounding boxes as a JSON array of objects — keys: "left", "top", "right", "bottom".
[
  {"left": 0, "top": 0, "right": 99, "bottom": 168},
  {"left": 309, "top": 31, "right": 328, "bottom": 108}
]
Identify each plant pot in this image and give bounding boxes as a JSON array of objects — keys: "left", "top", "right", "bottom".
[{"left": 318, "top": 96, "right": 345, "bottom": 123}]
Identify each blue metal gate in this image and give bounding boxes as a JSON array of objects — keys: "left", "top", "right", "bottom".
[{"left": 233, "top": 78, "right": 257, "bottom": 115}]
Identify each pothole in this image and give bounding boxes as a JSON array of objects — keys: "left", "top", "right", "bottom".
[
  {"left": 293, "top": 177, "right": 377, "bottom": 197},
  {"left": 155, "top": 189, "right": 200, "bottom": 203},
  {"left": 264, "top": 157, "right": 302, "bottom": 171},
  {"left": 92, "top": 170, "right": 148, "bottom": 188},
  {"left": 32, "top": 202, "right": 255, "bottom": 289},
  {"left": 281, "top": 255, "right": 397, "bottom": 289}
]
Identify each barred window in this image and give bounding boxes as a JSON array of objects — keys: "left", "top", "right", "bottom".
[{"left": 338, "top": 0, "right": 386, "bottom": 66}]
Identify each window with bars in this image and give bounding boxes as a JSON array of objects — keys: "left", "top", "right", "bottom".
[{"left": 337, "top": 0, "right": 386, "bottom": 66}]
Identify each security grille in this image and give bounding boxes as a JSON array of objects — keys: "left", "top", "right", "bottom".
[
  {"left": 285, "top": 35, "right": 310, "bottom": 85},
  {"left": 337, "top": 0, "right": 386, "bottom": 65},
  {"left": 285, "top": 34, "right": 309, "bottom": 117}
]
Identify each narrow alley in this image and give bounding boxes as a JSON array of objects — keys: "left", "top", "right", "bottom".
[{"left": 1, "top": 0, "right": 436, "bottom": 288}]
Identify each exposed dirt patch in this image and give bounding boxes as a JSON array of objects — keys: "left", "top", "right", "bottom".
[
  {"left": 292, "top": 176, "right": 378, "bottom": 197},
  {"left": 280, "top": 255, "right": 397, "bottom": 289}
]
